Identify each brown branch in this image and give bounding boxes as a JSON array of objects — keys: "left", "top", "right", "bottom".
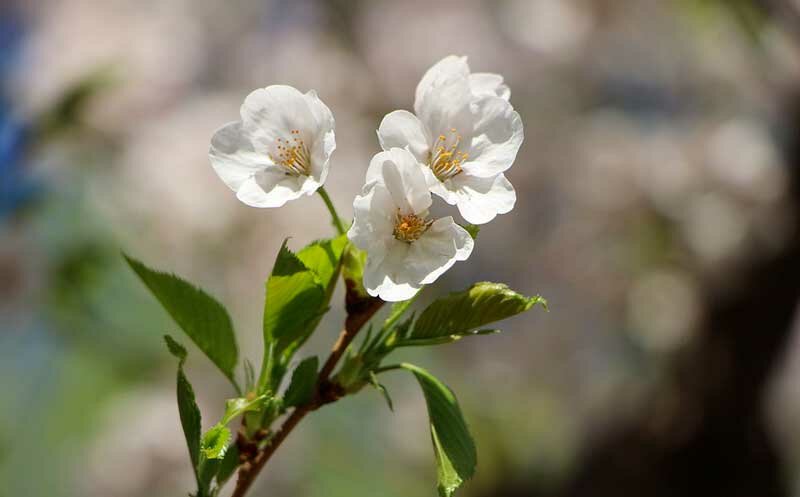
[
  {"left": 319, "top": 296, "right": 384, "bottom": 381},
  {"left": 230, "top": 292, "right": 383, "bottom": 497},
  {"left": 231, "top": 405, "right": 310, "bottom": 497}
]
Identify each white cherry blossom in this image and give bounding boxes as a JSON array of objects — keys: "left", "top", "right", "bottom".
[
  {"left": 378, "top": 55, "right": 522, "bottom": 224},
  {"left": 348, "top": 148, "right": 474, "bottom": 302},
  {"left": 209, "top": 85, "right": 335, "bottom": 208}
]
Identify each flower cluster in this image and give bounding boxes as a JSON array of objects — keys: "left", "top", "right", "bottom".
[{"left": 209, "top": 56, "right": 523, "bottom": 301}]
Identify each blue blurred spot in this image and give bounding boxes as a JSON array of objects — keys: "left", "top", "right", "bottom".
[
  {"left": 0, "top": 7, "right": 39, "bottom": 221},
  {"left": 0, "top": 103, "right": 38, "bottom": 220}
]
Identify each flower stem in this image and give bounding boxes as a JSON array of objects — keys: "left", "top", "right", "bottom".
[{"left": 318, "top": 186, "right": 346, "bottom": 236}]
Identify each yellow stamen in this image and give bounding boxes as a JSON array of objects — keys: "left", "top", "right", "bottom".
[
  {"left": 268, "top": 130, "right": 311, "bottom": 176},
  {"left": 428, "top": 128, "right": 467, "bottom": 181},
  {"left": 392, "top": 210, "right": 432, "bottom": 243}
]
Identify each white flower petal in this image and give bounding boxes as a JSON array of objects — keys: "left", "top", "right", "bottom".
[
  {"left": 361, "top": 216, "right": 472, "bottom": 302},
  {"left": 299, "top": 175, "right": 323, "bottom": 195},
  {"left": 469, "top": 73, "right": 510, "bottom": 101},
  {"left": 239, "top": 85, "right": 318, "bottom": 142},
  {"left": 414, "top": 55, "right": 470, "bottom": 116},
  {"left": 452, "top": 223, "right": 475, "bottom": 261},
  {"left": 365, "top": 150, "right": 391, "bottom": 185},
  {"left": 304, "top": 89, "right": 335, "bottom": 130},
  {"left": 235, "top": 171, "right": 306, "bottom": 208},
  {"left": 425, "top": 167, "right": 460, "bottom": 205},
  {"left": 416, "top": 76, "right": 475, "bottom": 144},
  {"left": 463, "top": 96, "right": 524, "bottom": 177},
  {"left": 348, "top": 182, "right": 395, "bottom": 255},
  {"left": 351, "top": 184, "right": 473, "bottom": 302},
  {"left": 304, "top": 89, "right": 336, "bottom": 183},
  {"left": 451, "top": 173, "right": 516, "bottom": 224},
  {"left": 377, "top": 110, "right": 430, "bottom": 163},
  {"left": 412, "top": 217, "right": 474, "bottom": 285},
  {"left": 363, "top": 242, "right": 421, "bottom": 302},
  {"left": 376, "top": 148, "right": 432, "bottom": 215},
  {"left": 315, "top": 129, "right": 335, "bottom": 185},
  {"left": 368, "top": 282, "right": 419, "bottom": 302},
  {"left": 209, "top": 121, "right": 273, "bottom": 192}
]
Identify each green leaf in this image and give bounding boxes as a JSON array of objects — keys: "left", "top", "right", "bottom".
[
  {"left": 398, "top": 329, "right": 500, "bottom": 348},
  {"left": 164, "top": 334, "right": 188, "bottom": 363},
  {"left": 263, "top": 241, "right": 326, "bottom": 377},
  {"left": 164, "top": 336, "right": 236, "bottom": 495},
  {"left": 176, "top": 357, "right": 201, "bottom": 468},
  {"left": 358, "top": 324, "right": 374, "bottom": 354},
  {"left": 368, "top": 371, "right": 393, "bottom": 412},
  {"left": 195, "top": 392, "right": 268, "bottom": 470},
  {"left": 125, "top": 255, "right": 239, "bottom": 387},
  {"left": 197, "top": 458, "right": 220, "bottom": 494},
  {"left": 401, "top": 364, "right": 476, "bottom": 497},
  {"left": 296, "top": 234, "right": 348, "bottom": 297},
  {"left": 432, "top": 426, "right": 461, "bottom": 497},
  {"left": 201, "top": 425, "right": 232, "bottom": 460},
  {"left": 216, "top": 443, "right": 240, "bottom": 486},
  {"left": 164, "top": 336, "right": 204, "bottom": 492},
  {"left": 409, "top": 282, "right": 546, "bottom": 342},
  {"left": 243, "top": 359, "right": 256, "bottom": 392},
  {"left": 341, "top": 243, "right": 368, "bottom": 298},
  {"left": 384, "top": 298, "right": 416, "bottom": 331},
  {"left": 284, "top": 356, "right": 319, "bottom": 407},
  {"left": 220, "top": 394, "right": 269, "bottom": 425},
  {"left": 393, "top": 315, "right": 416, "bottom": 341},
  {"left": 459, "top": 223, "right": 480, "bottom": 240}
]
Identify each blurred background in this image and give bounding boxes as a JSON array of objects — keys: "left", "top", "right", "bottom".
[{"left": 3, "top": 0, "right": 800, "bottom": 496}]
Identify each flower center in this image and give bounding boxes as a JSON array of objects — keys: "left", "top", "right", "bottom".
[
  {"left": 429, "top": 128, "right": 468, "bottom": 181},
  {"left": 269, "top": 129, "right": 311, "bottom": 176},
  {"left": 393, "top": 210, "right": 432, "bottom": 243}
]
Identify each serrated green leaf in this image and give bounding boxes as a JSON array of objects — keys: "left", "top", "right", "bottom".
[
  {"left": 409, "top": 282, "right": 546, "bottom": 342},
  {"left": 284, "top": 356, "right": 319, "bottom": 407},
  {"left": 165, "top": 336, "right": 204, "bottom": 494},
  {"left": 125, "top": 255, "right": 239, "bottom": 388},
  {"left": 176, "top": 359, "right": 201, "bottom": 468},
  {"left": 432, "top": 426, "right": 461, "bottom": 497},
  {"left": 201, "top": 425, "right": 232, "bottom": 459},
  {"left": 401, "top": 363, "right": 476, "bottom": 497},
  {"left": 263, "top": 241, "right": 326, "bottom": 382}
]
